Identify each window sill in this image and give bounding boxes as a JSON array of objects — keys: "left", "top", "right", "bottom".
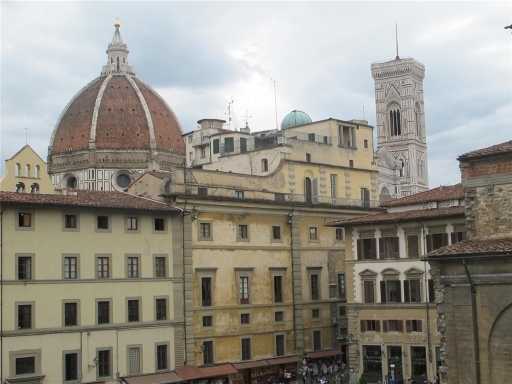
[{"left": 7, "top": 374, "right": 45, "bottom": 382}]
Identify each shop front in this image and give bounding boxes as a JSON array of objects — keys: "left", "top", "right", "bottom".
[
  {"left": 304, "top": 348, "right": 343, "bottom": 379},
  {"left": 122, "top": 370, "right": 184, "bottom": 384},
  {"left": 362, "top": 345, "right": 382, "bottom": 383},
  {"left": 410, "top": 346, "right": 428, "bottom": 384},
  {"left": 386, "top": 346, "right": 403, "bottom": 384},
  {"left": 232, "top": 356, "right": 300, "bottom": 384}
]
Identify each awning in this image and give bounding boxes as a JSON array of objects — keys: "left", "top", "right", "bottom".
[
  {"left": 233, "top": 359, "right": 270, "bottom": 370},
  {"left": 174, "top": 365, "right": 204, "bottom": 381},
  {"left": 306, "top": 349, "right": 343, "bottom": 359},
  {"left": 122, "top": 372, "right": 182, "bottom": 384},
  {"left": 200, "top": 364, "right": 238, "bottom": 378},
  {"left": 266, "top": 356, "right": 301, "bottom": 365}
]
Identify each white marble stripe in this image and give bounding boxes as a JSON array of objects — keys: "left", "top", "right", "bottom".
[
  {"left": 90, "top": 74, "right": 113, "bottom": 143},
  {"left": 125, "top": 74, "right": 156, "bottom": 151}
]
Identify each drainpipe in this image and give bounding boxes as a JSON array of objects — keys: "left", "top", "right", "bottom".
[
  {"left": 463, "top": 259, "right": 481, "bottom": 384},
  {"left": 288, "top": 205, "right": 297, "bottom": 354},
  {"left": 418, "top": 222, "right": 433, "bottom": 372},
  {"left": 1, "top": 203, "right": 9, "bottom": 383},
  {"left": 181, "top": 200, "right": 189, "bottom": 364}
]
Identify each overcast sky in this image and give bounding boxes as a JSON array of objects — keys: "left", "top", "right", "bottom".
[{"left": 1, "top": 1, "right": 511, "bottom": 188}]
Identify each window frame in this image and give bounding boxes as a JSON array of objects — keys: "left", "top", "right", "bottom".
[
  {"left": 126, "top": 254, "right": 141, "bottom": 278},
  {"left": 202, "top": 340, "right": 214, "bottom": 365},
  {"left": 309, "top": 226, "right": 318, "bottom": 242},
  {"left": 236, "top": 268, "right": 254, "bottom": 305},
  {"left": 201, "top": 313, "right": 214, "bottom": 330},
  {"left": 236, "top": 223, "right": 250, "bottom": 242},
  {"left": 16, "top": 254, "right": 34, "bottom": 280},
  {"left": 312, "top": 329, "right": 322, "bottom": 351},
  {"left": 95, "top": 214, "right": 111, "bottom": 233},
  {"left": 311, "top": 308, "right": 320, "bottom": 320},
  {"left": 95, "top": 254, "right": 111, "bottom": 279},
  {"left": 198, "top": 220, "right": 213, "bottom": 241},
  {"left": 275, "top": 333, "right": 286, "bottom": 357},
  {"left": 62, "top": 350, "right": 81, "bottom": 383},
  {"left": 240, "top": 311, "right": 251, "bottom": 326},
  {"left": 96, "top": 347, "right": 113, "bottom": 381},
  {"left": 337, "top": 273, "right": 346, "bottom": 299},
  {"left": 240, "top": 337, "right": 252, "bottom": 361},
  {"left": 62, "top": 300, "right": 80, "bottom": 327},
  {"left": 197, "top": 268, "right": 217, "bottom": 307},
  {"left": 155, "top": 296, "right": 169, "bottom": 321},
  {"left": 96, "top": 299, "right": 112, "bottom": 325},
  {"left": 126, "top": 297, "right": 142, "bottom": 323},
  {"left": 126, "top": 345, "right": 143, "bottom": 375},
  {"left": 125, "top": 215, "right": 140, "bottom": 234},
  {"left": 62, "top": 212, "right": 80, "bottom": 232},
  {"left": 154, "top": 254, "right": 168, "bottom": 278},
  {"left": 155, "top": 343, "right": 170, "bottom": 372},
  {"left": 16, "top": 209, "right": 35, "bottom": 231},
  {"left": 153, "top": 217, "right": 167, "bottom": 233},
  {"left": 9, "top": 349, "right": 42, "bottom": 378},
  {"left": 16, "top": 301, "right": 35, "bottom": 330},
  {"left": 271, "top": 225, "right": 283, "bottom": 243},
  {"left": 63, "top": 254, "right": 79, "bottom": 280},
  {"left": 335, "top": 228, "right": 344, "bottom": 242},
  {"left": 360, "top": 269, "right": 377, "bottom": 303},
  {"left": 308, "top": 267, "right": 322, "bottom": 301}
]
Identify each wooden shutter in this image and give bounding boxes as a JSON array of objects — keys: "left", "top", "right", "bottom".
[
  {"left": 360, "top": 320, "right": 366, "bottom": 332},
  {"left": 383, "top": 320, "right": 389, "bottom": 332},
  {"left": 406, "top": 320, "right": 412, "bottom": 332},
  {"left": 357, "top": 239, "right": 363, "bottom": 260},
  {"left": 312, "top": 178, "right": 319, "bottom": 204},
  {"left": 428, "top": 279, "right": 435, "bottom": 303},
  {"left": 442, "top": 233, "right": 449, "bottom": 247},
  {"left": 403, "top": 280, "right": 410, "bottom": 303},
  {"left": 380, "top": 281, "right": 387, "bottom": 303},
  {"left": 407, "top": 235, "right": 419, "bottom": 258},
  {"left": 379, "top": 238, "right": 385, "bottom": 259},
  {"left": 417, "top": 320, "right": 423, "bottom": 332},
  {"left": 451, "top": 232, "right": 458, "bottom": 245},
  {"left": 426, "top": 234, "right": 433, "bottom": 253},
  {"left": 394, "top": 237, "right": 400, "bottom": 258},
  {"left": 375, "top": 320, "right": 381, "bottom": 332},
  {"left": 398, "top": 320, "right": 404, "bottom": 332},
  {"left": 396, "top": 280, "right": 402, "bottom": 303},
  {"left": 371, "top": 238, "right": 377, "bottom": 259}
]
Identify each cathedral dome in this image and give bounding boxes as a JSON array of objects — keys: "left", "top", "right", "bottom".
[
  {"left": 48, "top": 21, "right": 185, "bottom": 183},
  {"left": 281, "top": 110, "right": 312, "bottom": 129}
]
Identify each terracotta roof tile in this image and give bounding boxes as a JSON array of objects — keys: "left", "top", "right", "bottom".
[
  {"left": 458, "top": 140, "right": 512, "bottom": 160},
  {"left": 426, "top": 237, "right": 512, "bottom": 257},
  {"left": 0, "top": 190, "right": 181, "bottom": 212},
  {"left": 144, "top": 171, "right": 173, "bottom": 180},
  {"left": 326, "top": 206, "right": 465, "bottom": 227},
  {"left": 381, "top": 184, "right": 463, "bottom": 207}
]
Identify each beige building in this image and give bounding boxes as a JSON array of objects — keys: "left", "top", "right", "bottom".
[
  {"left": 0, "top": 190, "right": 184, "bottom": 384},
  {"left": 328, "top": 184, "right": 465, "bottom": 383}
]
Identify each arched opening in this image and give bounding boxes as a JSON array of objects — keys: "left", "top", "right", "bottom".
[
  {"left": 261, "top": 159, "right": 268, "bottom": 172},
  {"left": 35, "top": 165, "right": 40, "bottom": 178},
  {"left": 25, "top": 164, "right": 30, "bottom": 177},
  {"left": 16, "top": 182, "right": 25, "bottom": 193},
  {"left": 490, "top": 303, "right": 512, "bottom": 380},
  {"left": 388, "top": 104, "right": 402, "bottom": 136},
  {"left": 381, "top": 186, "right": 390, "bottom": 196},
  {"left": 67, "top": 177, "right": 78, "bottom": 189},
  {"left": 400, "top": 161, "right": 405, "bottom": 177},
  {"left": 305, "top": 177, "right": 312, "bottom": 204},
  {"left": 15, "top": 163, "right": 20, "bottom": 177},
  {"left": 30, "top": 183, "right": 39, "bottom": 194}
]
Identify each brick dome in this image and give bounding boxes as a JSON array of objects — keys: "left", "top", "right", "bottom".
[{"left": 48, "top": 21, "right": 185, "bottom": 184}]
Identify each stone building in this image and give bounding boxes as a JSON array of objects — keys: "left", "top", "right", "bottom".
[
  {"left": 372, "top": 56, "right": 429, "bottom": 198},
  {"left": 426, "top": 140, "right": 512, "bottom": 384},
  {"left": 47, "top": 20, "right": 185, "bottom": 191},
  {"left": 327, "top": 184, "right": 465, "bottom": 383}
]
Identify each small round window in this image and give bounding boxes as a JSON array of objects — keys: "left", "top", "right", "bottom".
[{"left": 116, "top": 174, "right": 131, "bottom": 188}]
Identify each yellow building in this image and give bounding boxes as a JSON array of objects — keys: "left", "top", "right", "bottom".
[
  {"left": 0, "top": 190, "right": 184, "bottom": 384},
  {"left": 327, "top": 184, "right": 465, "bottom": 383}
]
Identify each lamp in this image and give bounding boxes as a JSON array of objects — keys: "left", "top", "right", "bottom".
[
  {"left": 192, "top": 215, "right": 198, "bottom": 221},
  {"left": 287, "top": 212, "right": 293, "bottom": 224},
  {"left": 381, "top": 349, "right": 386, "bottom": 358},
  {"left": 193, "top": 206, "right": 198, "bottom": 211},
  {"left": 200, "top": 343, "right": 205, "bottom": 353}
]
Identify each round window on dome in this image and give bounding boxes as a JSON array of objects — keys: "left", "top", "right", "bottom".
[{"left": 116, "top": 174, "right": 131, "bottom": 188}]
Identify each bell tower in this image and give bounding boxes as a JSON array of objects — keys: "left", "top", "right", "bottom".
[{"left": 372, "top": 54, "right": 429, "bottom": 196}]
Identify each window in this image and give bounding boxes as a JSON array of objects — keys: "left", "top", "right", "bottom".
[
  {"left": 16, "top": 356, "right": 35, "bottom": 375},
  {"left": 261, "top": 159, "right": 268, "bottom": 172},
  {"left": 335, "top": 228, "right": 344, "bottom": 241},
  {"left": 241, "top": 338, "right": 251, "bottom": 360},
  {"left": 97, "top": 256, "right": 109, "bottom": 278},
  {"left": 275, "top": 193, "right": 285, "bottom": 202},
  {"left": 128, "top": 300, "right": 140, "bottom": 322},
  {"left": 274, "top": 275, "right": 283, "bottom": 303},
  {"left": 199, "top": 222, "right": 212, "bottom": 239},
  {"left": 272, "top": 226, "right": 282, "bottom": 241},
  {"left": 381, "top": 279, "right": 401, "bottom": 303},
  {"left": 202, "top": 315, "right": 213, "bottom": 327},
  {"left": 360, "top": 319, "right": 380, "bottom": 332},
  {"left": 18, "top": 212, "right": 32, "bottom": 228},
  {"left": 154, "top": 218, "right": 165, "bottom": 231},
  {"left": 404, "top": 279, "right": 421, "bottom": 303},
  {"left": 338, "top": 306, "right": 347, "bottom": 317},
  {"left": 155, "top": 298, "right": 167, "bottom": 320},
  {"left": 383, "top": 320, "right": 403, "bottom": 332},
  {"left": 224, "top": 137, "right": 234, "bottom": 153},
  {"left": 64, "top": 352, "right": 78, "bottom": 381},
  {"left": 240, "top": 313, "right": 250, "bottom": 324},
  {"left": 156, "top": 344, "right": 168, "bottom": 371},
  {"left": 64, "top": 256, "right": 77, "bottom": 279},
  {"left": 235, "top": 190, "right": 244, "bottom": 198},
  {"left": 200, "top": 147, "right": 206, "bottom": 158},
  {"left": 64, "top": 302, "right": 78, "bottom": 326},
  {"left": 330, "top": 174, "right": 337, "bottom": 204},
  {"left": 363, "top": 280, "right": 375, "bottom": 303},
  {"left": 312, "top": 309, "right": 320, "bottom": 319},
  {"left": 360, "top": 187, "right": 370, "bottom": 207},
  {"left": 17, "top": 256, "right": 32, "bottom": 280},
  {"left": 239, "top": 276, "right": 250, "bottom": 304},
  {"left": 426, "top": 232, "right": 448, "bottom": 252},
  {"left": 389, "top": 106, "right": 402, "bottom": 136},
  {"left": 338, "top": 125, "right": 356, "bottom": 147},
  {"left": 337, "top": 274, "right": 346, "bottom": 299},
  {"left": 188, "top": 136, "right": 193, "bottom": 143},
  {"left": 364, "top": 139, "right": 368, "bottom": 148},
  {"left": 64, "top": 214, "right": 78, "bottom": 229},
  {"left": 202, "top": 277, "right": 212, "bottom": 306},
  {"left": 313, "top": 330, "right": 322, "bottom": 351},
  {"left": 189, "top": 152, "right": 193, "bottom": 161},
  {"left": 18, "top": 304, "right": 32, "bottom": 329},
  {"left": 357, "top": 238, "right": 377, "bottom": 260},
  {"left": 97, "top": 215, "right": 109, "bottom": 230},
  {"left": 309, "top": 227, "right": 318, "bottom": 241},
  {"left": 155, "top": 256, "right": 166, "bottom": 277},
  {"left": 411, "top": 346, "right": 427, "bottom": 377},
  {"left": 306, "top": 153, "right": 311, "bottom": 163},
  {"left": 428, "top": 279, "right": 435, "bottom": 303},
  {"left": 451, "top": 231, "right": 467, "bottom": 244},
  {"left": 126, "top": 217, "right": 138, "bottom": 231},
  {"left": 198, "top": 187, "right": 208, "bottom": 196},
  {"left": 97, "top": 301, "right": 110, "bottom": 324},
  {"left": 379, "top": 237, "right": 399, "bottom": 259},
  {"left": 127, "top": 256, "right": 139, "bottom": 278},
  {"left": 213, "top": 139, "right": 220, "bottom": 154},
  {"left": 203, "top": 341, "right": 214, "bottom": 365},
  {"left": 406, "top": 319, "right": 423, "bottom": 332},
  {"left": 240, "top": 137, "right": 247, "bottom": 153},
  {"left": 127, "top": 346, "right": 141, "bottom": 374},
  {"left": 407, "top": 235, "right": 420, "bottom": 258},
  {"left": 308, "top": 133, "right": 315, "bottom": 142},
  {"left": 237, "top": 224, "right": 249, "bottom": 241},
  {"left": 349, "top": 160, "right": 354, "bottom": 168},
  {"left": 117, "top": 174, "right": 131, "bottom": 188},
  {"left": 310, "top": 274, "right": 319, "bottom": 300},
  {"left": 275, "top": 334, "right": 285, "bottom": 357},
  {"left": 274, "top": 311, "right": 284, "bottom": 322},
  {"left": 97, "top": 349, "right": 111, "bottom": 378}
]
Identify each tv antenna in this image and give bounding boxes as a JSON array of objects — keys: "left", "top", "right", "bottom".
[
  {"left": 395, "top": 23, "right": 400, "bottom": 60},
  {"left": 25, "top": 127, "right": 28, "bottom": 145},
  {"left": 271, "top": 77, "right": 278, "bottom": 130},
  {"left": 243, "top": 110, "right": 252, "bottom": 127},
  {"left": 225, "top": 97, "right": 235, "bottom": 130}
]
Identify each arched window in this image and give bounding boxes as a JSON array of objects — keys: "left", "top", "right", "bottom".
[
  {"left": 30, "top": 183, "right": 39, "bottom": 194},
  {"left": 35, "top": 165, "right": 40, "bottom": 178},
  {"left": 305, "top": 177, "right": 312, "bottom": 204},
  {"left": 67, "top": 177, "right": 78, "bottom": 189},
  {"left": 25, "top": 164, "right": 30, "bottom": 177},
  {"left": 261, "top": 159, "right": 268, "bottom": 172},
  {"left": 15, "top": 163, "right": 20, "bottom": 177},
  {"left": 400, "top": 161, "right": 405, "bottom": 177},
  {"left": 389, "top": 105, "right": 401, "bottom": 136},
  {"left": 16, "top": 182, "right": 25, "bottom": 193},
  {"left": 381, "top": 186, "right": 390, "bottom": 196}
]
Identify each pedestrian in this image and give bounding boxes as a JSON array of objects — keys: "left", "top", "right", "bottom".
[{"left": 279, "top": 368, "right": 284, "bottom": 384}]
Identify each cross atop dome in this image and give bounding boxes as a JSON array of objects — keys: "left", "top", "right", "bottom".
[{"left": 101, "top": 19, "right": 135, "bottom": 76}]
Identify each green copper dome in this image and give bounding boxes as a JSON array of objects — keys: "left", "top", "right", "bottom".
[{"left": 281, "top": 110, "right": 312, "bottom": 129}]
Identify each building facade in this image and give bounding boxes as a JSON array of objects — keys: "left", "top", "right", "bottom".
[{"left": 0, "top": 190, "right": 184, "bottom": 384}]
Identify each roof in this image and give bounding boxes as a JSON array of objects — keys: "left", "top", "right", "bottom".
[
  {"left": 281, "top": 110, "right": 312, "bottom": 129},
  {"left": 381, "top": 184, "right": 463, "bottom": 207},
  {"left": 426, "top": 237, "right": 512, "bottom": 257},
  {"left": 173, "top": 366, "right": 204, "bottom": 381},
  {"left": 306, "top": 349, "right": 343, "bottom": 359},
  {"left": 0, "top": 190, "right": 181, "bottom": 212},
  {"left": 144, "top": 171, "right": 173, "bottom": 180},
  {"left": 326, "top": 206, "right": 465, "bottom": 227},
  {"left": 122, "top": 371, "right": 183, "bottom": 384},
  {"left": 458, "top": 140, "right": 512, "bottom": 161}
]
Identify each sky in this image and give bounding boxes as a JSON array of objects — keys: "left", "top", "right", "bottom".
[{"left": 1, "top": 1, "right": 511, "bottom": 188}]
